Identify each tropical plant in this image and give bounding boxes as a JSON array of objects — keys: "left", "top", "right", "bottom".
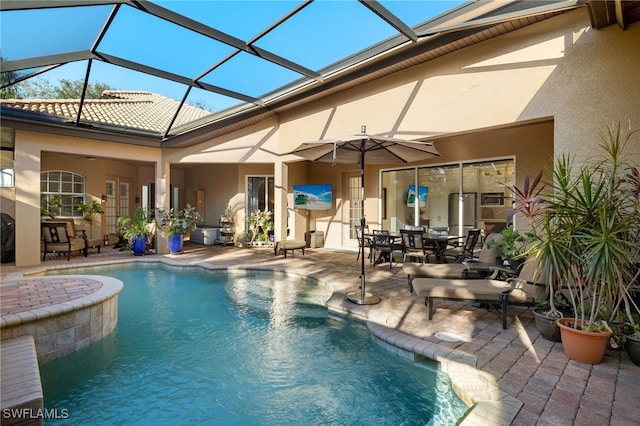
[
  {"left": 220, "top": 204, "right": 233, "bottom": 220},
  {"left": 75, "top": 200, "right": 104, "bottom": 222},
  {"left": 486, "top": 225, "right": 535, "bottom": 267},
  {"left": 116, "top": 208, "right": 155, "bottom": 241},
  {"left": 76, "top": 200, "right": 105, "bottom": 238},
  {"left": 510, "top": 122, "right": 640, "bottom": 332},
  {"left": 247, "top": 209, "right": 272, "bottom": 243},
  {"left": 40, "top": 195, "right": 62, "bottom": 219},
  {"left": 156, "top": 204, "right": 202, "bottom": 236}
]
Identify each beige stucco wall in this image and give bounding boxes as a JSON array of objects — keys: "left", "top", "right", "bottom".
[
  {"left": 275, "top": 8, "right": 639, "bottom": 164},
  {"left": 5, "top": 7, "right": 639, "bottom": 264}
]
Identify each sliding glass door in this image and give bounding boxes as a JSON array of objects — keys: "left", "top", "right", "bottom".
[{"left": 380, "top": 159, "right": 514, "bottom": 237}]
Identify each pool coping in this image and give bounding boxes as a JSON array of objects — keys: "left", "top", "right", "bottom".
[{"left": 4, "top": 257, "right": 520, "bottom": 425}]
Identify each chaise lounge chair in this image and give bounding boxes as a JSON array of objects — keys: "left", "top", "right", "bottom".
[
  {"left": 412, "top": 257, "right": 548, "bottom": 329},
  {"left": 403, "top": 232, "right": 506, "bottom": 292}
]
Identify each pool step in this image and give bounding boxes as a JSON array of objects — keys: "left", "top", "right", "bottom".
[
  {"left": 225, "top": 279, "right": 329, "bottom": 319},
  {"left": 0, "top": 335, "right": 43, "bottom": 426}
]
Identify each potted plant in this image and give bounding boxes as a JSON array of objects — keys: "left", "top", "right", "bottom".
[
  {"left": 624, "top": 323, "right": 640, "bottom": 366},
  {"left": 511, "top": 123, "right": 640, "bottom": 364},
  {"left": 247, "top": 209, "right": 272, "bottom": 246},
  {"left": 157, "top": 204, "right": 202, "bottom": 254},
  {"left": 40, "top": 195, "right": 62, "bottom": 219},
  {"left": 532, "top": 293, "right": 572, "bottom": 342},
  {"left": 486, "top": 225, "right": 535, "bottom": 270},
  {"left": 220, "top": 204, "right": 233, "bottom": 221},
  {"left": 117, "top": 208, "right": 155, "bottom": 255},
  {"left": 75, "top": 200, "right": 104, "bottom": 239}
]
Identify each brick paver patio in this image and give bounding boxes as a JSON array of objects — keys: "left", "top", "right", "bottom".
[{"left": 1, "top": 242, "right": 638, "bottom": 425}]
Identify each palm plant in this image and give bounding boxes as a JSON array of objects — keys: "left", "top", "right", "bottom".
[{"left": 519, "top": 122, "right": 640, "bottom": 331}]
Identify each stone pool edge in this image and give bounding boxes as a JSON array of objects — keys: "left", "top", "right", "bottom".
[{"left": 6, "top": 257, "right": 520, "bottom": 425}]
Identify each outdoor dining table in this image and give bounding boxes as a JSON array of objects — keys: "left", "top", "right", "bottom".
[
  {"left": 423, "top": 234, "right": 463, "bottom": 263},
  {"left": 366, "top": 233, "right": 403, "bottom": 265}
]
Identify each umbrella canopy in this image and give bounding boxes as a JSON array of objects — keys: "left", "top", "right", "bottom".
[
  {"left": 290, "top": 127, "right": 440, "bottom": 305},
  {"left": 291, "top": 133, "right": 440, "bottom": 165}
]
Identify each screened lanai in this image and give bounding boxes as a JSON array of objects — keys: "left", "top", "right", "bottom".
[{"left": 2, "top": 0, "right": 615, "bottom": 146}]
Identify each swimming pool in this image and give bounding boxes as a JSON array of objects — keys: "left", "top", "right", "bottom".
[{"left": 41, "top": 264, "right": 466, "bottom": 425}]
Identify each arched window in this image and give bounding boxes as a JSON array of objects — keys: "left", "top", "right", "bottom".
[{"left": 41, "top": 171, "right": 85, "bottom": 217}]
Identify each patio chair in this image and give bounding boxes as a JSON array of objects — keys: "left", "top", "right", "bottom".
[
  {"left": 42, "top": 221, "right": 88, "bottom": 261},
  {"left": 55, "top": 218, "right": 102, "bottom": 254},
  {"left": 443, "top": 228, "right": 481, "bottom": 263},
  {"left": 355, "top": 224, "right": 372, "bottom": 262},
  {"left": 412, "top": 256, "right": 548, "bottom": 329},
  {"left": 403, "top": 232, "right": 508, "bottom": 291},
  {"left": 371, "top": 230, "right": 402, "bottom": 269},
  {"left": 400, "top": 228, "right": 434, "bottom": 263}
]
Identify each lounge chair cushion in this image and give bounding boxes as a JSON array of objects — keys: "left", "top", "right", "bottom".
[
  {"left": 403, "top": 262, "right": 470, "bottom": 292},
  {"left": 412, "top": 278, "right": 511, "bottom": 301},
  {"left": 403, "top": 262, "right": 469, "bottom": 279},
  {"left": 274, "top": 240, "right": 306, "bottom": 258}
]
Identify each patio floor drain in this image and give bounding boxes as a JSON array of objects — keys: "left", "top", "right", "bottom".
[{"left": 434, "top": 331, "right": 462, "bottom": 342}]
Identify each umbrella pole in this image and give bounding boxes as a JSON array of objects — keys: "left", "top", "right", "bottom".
[{"left": 347, "top": 151, "right": 381, "bottom": 305}]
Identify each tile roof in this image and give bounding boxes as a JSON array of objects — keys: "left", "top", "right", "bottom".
[{"left": 0, "top": 91, "right": 210, "bottom": 135}]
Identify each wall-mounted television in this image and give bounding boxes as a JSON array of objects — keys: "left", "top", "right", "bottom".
[
  {"left": 293, "top": 184, "right": 333, "bottom": 210},
  {"left": 407, "top": 185, "right": 428, "bottom": 208}
]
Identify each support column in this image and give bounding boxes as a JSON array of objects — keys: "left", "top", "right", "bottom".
[
  {"left": 155, "top": 160, "right": 170, "bottom": 254},
  {"left": 14, "top": 139, "right": 41, "bottom": 266},
  {"left": 273, "top": 160, "right": 288, "bottom": 242}
]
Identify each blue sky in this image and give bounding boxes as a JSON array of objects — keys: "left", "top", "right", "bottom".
[{"left": 2, "top": 1, "right": 465, "bottom": 111}]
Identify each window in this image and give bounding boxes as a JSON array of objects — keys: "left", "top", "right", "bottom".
[
  {"left": 1, "top": 128, "right": 15, "bottom": 188},
  {"left": 41, "top": 171, "right": 85, "bottom": 217},
  {"left": 348, "top": 175, "right": 362, "bottom": 239},
  {"left": 380, "top": 158, "right": 514, "bottom": 235}
]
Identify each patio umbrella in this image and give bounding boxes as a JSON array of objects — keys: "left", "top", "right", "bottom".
[{"left": 290, "top": 125, "right": 440, "bottom": 304}]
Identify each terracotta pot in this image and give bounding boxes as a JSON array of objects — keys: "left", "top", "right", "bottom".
[{"left": 557, "top": 318, "right": 612, "bottom": 364}]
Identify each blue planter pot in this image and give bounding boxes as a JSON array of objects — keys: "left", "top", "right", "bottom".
[
  {"left": 168, "top": 234, "right": 184, "bottom": 254},
  {"left": 131, "top": 235, "right": 147, "bottom": 256}
]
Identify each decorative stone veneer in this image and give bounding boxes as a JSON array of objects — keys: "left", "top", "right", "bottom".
[{"left": 0, "top": 276, "right": 123, "bottom": 363}]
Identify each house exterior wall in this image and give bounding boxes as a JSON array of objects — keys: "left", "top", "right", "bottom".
[
  {"left": 5, "top": 7, "right": 639, "bottom": 264},
  {"left": 12, "top": 131, "right": 161, "bottom": 266},
  {"left": 275, "top": 9, "right": 640, "bottom": 164}
]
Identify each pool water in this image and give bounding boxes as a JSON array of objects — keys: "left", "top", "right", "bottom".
[{"left": 41, "top": 265, "right": 466, "bottom": 425}]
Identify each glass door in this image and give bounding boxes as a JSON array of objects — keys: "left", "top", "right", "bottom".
[
  {"left": 380, "top": 168, "right": 417, "bottom": 233},
  {"left": 247, "top": 176, "right": 274, "bottom": 231},
  {"left": 346, "top": 173, "right": 362, "bottom": 240},
  {"left": 105, "top": 177, "right": 131, "bottom": 234}
]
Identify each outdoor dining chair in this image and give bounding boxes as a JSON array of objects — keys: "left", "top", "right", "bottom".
[
  {"left": 443, "top": 228, "right": 481, "bottom": 263},
  {"left": 371, "top": 230, "right": 402, "bottom": 269},
  {"left": 354, "top": 224, "right": 372, "bottom": 262},
  {"left": 400, "top": 228, "right": 434, "bottom": 263}
]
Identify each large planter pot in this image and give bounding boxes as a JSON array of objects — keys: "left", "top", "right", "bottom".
[
  {"left": 625, "top": 335, "right": 640, "bottom": 367},
  {"left": 131, "top": 235, "right": 147, "bottom": 256},
  {"left": 557, "top": 318, "right": 612, "bottom": 364},
  {"left": 533, "top": 309, "right": 562, "bottom": 342},
  {"left": 168, "top": 234, "right": 184, "bottom": 254}
]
